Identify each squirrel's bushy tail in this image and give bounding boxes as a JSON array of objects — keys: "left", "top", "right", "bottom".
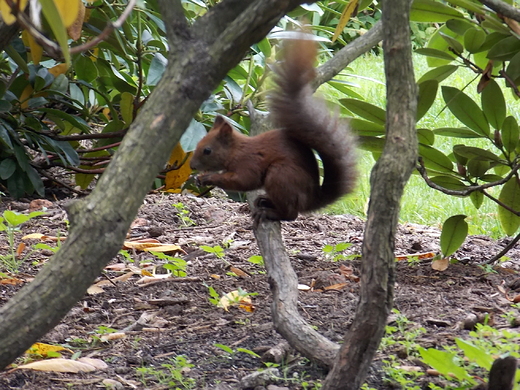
[{"left": 269, "top": 34, "right": 357, "bottom": 210}]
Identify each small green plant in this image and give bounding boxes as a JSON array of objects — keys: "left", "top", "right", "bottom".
[
  {"left": 380, "top": 309, "right": 426, "bottom": 357},
  {"left": 322, "top": 242, "right": 357, "bottom": 261},
  {"left": 118, "top": 249, "right": 134, "bottom": 263},
  {"left": 0, "top": 210, "right": 45, "bottom": 272},
  {"left": 206, "top": 285, "right": 221, "bottom": 306},
  {"left": 247, "top": 255, "right": 264, "bottom": 266},
  {"left": 172, "top": 202, "right": 195, "bottom": 227},
  {"left": 149, "top": 251, "right": 187, "bottom": 277},
  {"left": 214, "top": 343, "right": 260, "bottom": 359},
  {"left": 200, "top": 245, "right": 225, "bottom": 259},
  {"left": 136, "top": 355, "right": 195, "bottom": 389},
  {"left": 382, "top": 355, "right": 423, "bottom": 389}
]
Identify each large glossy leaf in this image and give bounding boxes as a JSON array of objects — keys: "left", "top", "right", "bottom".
[
  {"left": 417, "top": 80, "right": 438, "bottom": 121},
  {"left": 445, "top": 19, "right": 473, "bottom": 35},
  {"left": 415, "top": 48, "right": 457, "bottom": 62},
  {"left": 440, "top": 215, "right": 468, "bottom": 258},
  {"left": 464, "top": 28, "right": 486, "bottom": 53},
  {"left": 444, "top": 0, "right": 484, "bottom": 14},
  {"left": 470, "top": 190, "right": 484, "bottom": 209},
  {"left": 498, "top": 178, "right": 520, "bottom": 236},
  {"left": 0, "top": 159, "right": 16, "bottom": 180},
  {"left": 433, "top": 127, "right": 481, "bottom": 138},
  {"left": 430, "top": 176, "right": 467, "bottom": 191},
  {"left": 418, "top": 129, "right": 435, "bottom": 146},
  {"left": 180, "top": 119, "right": 208, "bottom": 152},
  {"left": 419, "top": 144, "right": 454, "bottom": 172},
  {"left": 502, "top": 116, "right": 519, "bottom": 153},
  {"left": 466, "top": 158, "right": 490, "bottom": 178},
  {"left": 349, "top": 118, "right": 386, "bottom": 137},
  {"left": 487, "top": 36, "right": 520, "bottom": 61},
  {"left": 357, "top": 136, "right": 385, "bottom": 153},
  {"left": 424, "top": 26, "right": 462, "bottom": 67},
  {"left": 411, "top": 0, "right": 463, "bottom": 22},
  {"left": 505, "top": 51, "right": 520, "bottom": 85},
  {"left": 338, "top": 99, "right": 386, "bottom": 125},
  {"left": 439, "top": 32, "right": 464, "bottom": 54},
  {"left": 452, "top": 145, "right": 500, "bottom": 163},
  {"left": 481, "top": 79, "right": 505, "bottom": 131},
  {"left": 442, "top": 86, "right": 489, "bottom": 137},
  {"left": 417, "top": 65, "right": 458, "bottom": 84}
]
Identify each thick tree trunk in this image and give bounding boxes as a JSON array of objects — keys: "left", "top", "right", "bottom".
[
  {"left": 322, "top": 0, "right": 418, "bottom": 388},
  {"left": 0, "top": 0, "right": 306, "bottom": 369}
]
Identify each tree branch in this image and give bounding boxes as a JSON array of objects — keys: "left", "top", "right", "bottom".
[
  {"left": 313, "top": 20, "right": 384, "bottom": 89},
  {"left": 479, "top": 0, "right": 520, "bottom": 22}
]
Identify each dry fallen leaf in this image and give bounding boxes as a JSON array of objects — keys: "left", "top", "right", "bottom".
[
  {"left": 17, "top": 357, "right": 107, "bottom": 373},
  {"left": 29, "top": 199, "right": 53, "bottom": 212},
  {"left": 229, "top": 266, "right": 250, "bottom": 278},
  {"left": 431, "top": 258, "right": 449, "bottom": 271}
]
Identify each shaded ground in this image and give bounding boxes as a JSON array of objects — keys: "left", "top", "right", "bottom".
[{"left": 1, "top": 192, "right": 520, "bottom": 389}]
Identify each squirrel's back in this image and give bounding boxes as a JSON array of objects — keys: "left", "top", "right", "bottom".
[{"left": 269, "top": 34, "right": 357, "bottom": 211}]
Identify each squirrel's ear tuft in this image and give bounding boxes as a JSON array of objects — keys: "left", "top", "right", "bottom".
[{"left": 213, "top": 115, "right": 234, "bottom": 136}]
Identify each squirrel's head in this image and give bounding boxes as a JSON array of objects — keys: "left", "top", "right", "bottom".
[{"left": 190, "top": 115, "right": 235, "bottom": 172}]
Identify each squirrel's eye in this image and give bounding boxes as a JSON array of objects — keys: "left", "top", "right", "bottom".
[{"left": 203, "top": 147, "right": 211, "bottom": 155}]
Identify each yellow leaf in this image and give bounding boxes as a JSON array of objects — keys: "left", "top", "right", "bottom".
[
  {"left": 66, "top": 0, "right": 84, "bottom": 40},
  {"left": 87, "top": 284, "right": 105, "bottom": 295},
  {"left": 0, "top": 0, "right": 28, "bottom": 25},
  {"left": 26, "top": 342, "right": 71, "bottom": 357},
  {"left": 53, "top": 0, "right": 80, "bottom": 28},
  {"left": 332, "top": 0, "right": 359, "bottom": 43},
  {"left": 123, "top": 241, "right": 183, "bottom": 254},
  {"left": 165, "top": 143, "right": 192, "bottom": 191},
  {"left": 19, "top": 84, "right": 33, "bottom": 109},
  {"left": 48, "top": 63, "right": 69, "bottom": 77},
  {"left": 22, "top": 30, "right": 43, "bottom": 64}
]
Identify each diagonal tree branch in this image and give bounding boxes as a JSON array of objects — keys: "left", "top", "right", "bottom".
[{"left": 479, "top": 0, "right": 520, "bottom": 22}]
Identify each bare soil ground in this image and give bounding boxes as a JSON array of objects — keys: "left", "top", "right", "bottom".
[{"left": 1, "top": 192, "right": 520, "bottom": 390}]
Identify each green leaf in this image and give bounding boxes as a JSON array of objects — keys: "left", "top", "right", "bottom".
[
  {"left": 419, "top": 347, "right": 474, "bottom": 382},
  {"left": 214, "top": 344, "right": 233, "bottom": 354},
  {"left": 4, "top": 44, "right": 29, "bottom": 74},
  {"left": 417, "top": 80, "right": 438, "bottom": 121},
  {"left": 415, "top": 48, "right": 457, "bottom": 61},
  {"left": 442, "top": 86, "right": 490, "bottom": 136},
  {"left": 445, "top": 18, "right": 474, "bottom": 35},
  {"left": 439, "top": 32, "right": 464, "bottom": 54},
  {"left": 502, "top": 116, "right": 519, "bottom": 153},
  {"left": 506, "top": 51, "right": 520, "bottom": 85},
  {"left": 0, "top": 159, "right": 16, "bottom": 180},
  {"left": 349, "top": 118, "right": 386, "bottom": 137},
  {"left": 467, "top": 158, "right": 490, "bottom": 178},
  {"left": 430, "top": 176, "right": 467, "bottom": 191},
  {"left": 470, "top": 190, "right": 484, "bottom": 209},
  {"left": 3, "top": 210, "right": 30, "bottom": 226},
  {"left": 455, "top": 339, "right": 493, "bottom": 370},
  {"left": 411, "top": 0, "right": 464, "bottom": 22},
  {"left": 419, "top": 144, "right": 454, "bottom": 173},
  {"left": 180, "top": 119, "right": 208, "bottom": 152},
  {"left": 255, "top": 37, "right": 271, "bottom": 58},
  {"left": 417, "top": 129, "right": 435, "bottom": 146},
  {"left": 424, "top": 26, "right": 462, "bottom": 67},
  {"left": 440, "top": 215, "right": 468, "bottom": 258},
  {"left": 120, "top": 92, "right": 134, "bottom": 126},
  {"left": 357, "top": 136, "right": 386, "bottom": 153},
  {"left": 481, "top": 79, "right": 506, "bottom": 131},
  {"left": 39, "top": 0, "right": 71, "bottom": 66},
  {"left": 338, "top": 99, "right": 385, "bottom": 125},
  {"left": 452, "top": 145, "right": 501, "bottom": 162},
  {"left": 464, "top": 28, "right": 486, "bottom": 53},
  {"left": 75, "top": 55, "right": 99, "bottom": 83},
  {"left": 487, "top": 36, "right": 520, "bottom": 61},
  {"left": 146, "top": 53, "right": 167, "bottom": 86},
  {"left": 26, "top": 165, "right": 45, "bottom": 197},
  {"left": 498, "top": 178, "right": 520, "bottom": 236},
  {"left": 434, "top": 127, "right": 482, "bottom": 138},
  {"left": 444, "top": 0, "right": 485, "bottom": 14},
  {"left": 417, "top": 65, "right": 458, "bottom": 84}
]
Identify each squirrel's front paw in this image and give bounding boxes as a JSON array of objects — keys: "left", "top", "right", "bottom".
[{"left": 195, "top": 173, "right": 213, "bottom": 187}]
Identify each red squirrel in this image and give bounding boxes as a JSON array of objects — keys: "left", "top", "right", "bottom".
[{"left": 190, "top": 35, "right": 357, "bottom": 221}]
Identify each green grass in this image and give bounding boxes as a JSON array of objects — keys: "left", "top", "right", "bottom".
[{"left": 326, "top": 53, "right": 507, "bottom": 238}]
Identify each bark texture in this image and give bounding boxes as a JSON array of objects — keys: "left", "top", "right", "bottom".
[
  {"left": 0, "top": 0, "right": 306, "bottom": 369},
  {"left": 322, "top": 0, "right": 418, "bottom": 388}
]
